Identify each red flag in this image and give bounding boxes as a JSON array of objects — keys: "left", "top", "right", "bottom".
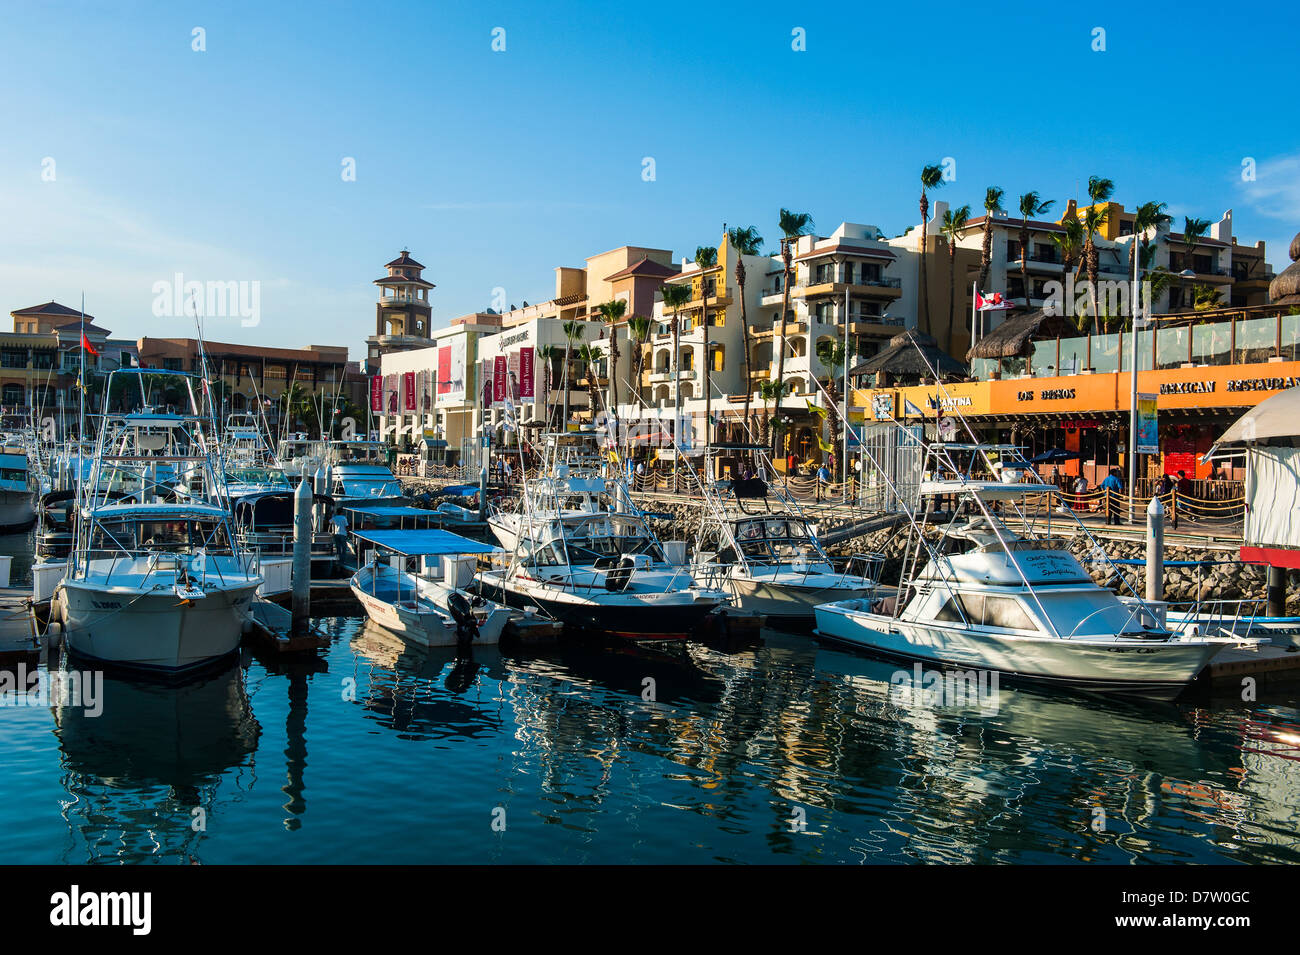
[{"left": 80, "top": 331, "right": 100, "bottom": 356}]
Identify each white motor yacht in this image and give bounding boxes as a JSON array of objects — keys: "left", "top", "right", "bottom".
[{"left": 815, "top": 478, "right": 1248, "bottom": 696}]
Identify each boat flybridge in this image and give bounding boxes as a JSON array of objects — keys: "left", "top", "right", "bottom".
[
  {"left": 689, "top": 442, "right": 886, "bottom": 623},
  {"left": 53, "top": 368, "right": 263, "bottom": 672},
  {"left": 350, "top": 527, "right": 513, "bottom": 648},
  {"left": 814, "top": 443, "right": 1253, "bottom": 696},
  {"left": 478, "top": 430, "right": 730, "bottom": 639}
]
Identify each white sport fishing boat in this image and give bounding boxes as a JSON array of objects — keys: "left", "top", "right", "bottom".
[
  {"left": 54, "top": 369, "right": 263, "bottom": 672},
  {"left": 350, "top": 527, "right": 511, "bottom": 647},
  {"left": 478, "top": 508, "right": 729, "bottom": 640},
  {"left": 815, "top": 475, "right": 1246, "bottom": 696},
  {"left": 0, "top": 433, "right": 39, "bottom": 532},
  {"left": 689, "top": 443, "right": 884, "bottom": 622},
  {"left": 479, "top": 430, "right": 729, "bottom": 639}
]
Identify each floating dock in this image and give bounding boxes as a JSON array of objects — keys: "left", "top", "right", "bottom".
[{"left": 0, "top": 587, "right": 38, "bottom": 665}]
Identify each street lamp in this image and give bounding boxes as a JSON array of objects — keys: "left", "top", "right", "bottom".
[{"left": 1128, "top": 254, "right": 1195, "bottom": 523}]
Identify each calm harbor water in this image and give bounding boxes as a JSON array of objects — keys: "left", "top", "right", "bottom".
[{"left": 4, "top": 612, "right": 1300, "bottom": 864}]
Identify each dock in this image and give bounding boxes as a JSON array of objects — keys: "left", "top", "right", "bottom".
[
  {"left": 1204, "top": 642, "right": 1300, "bottom": 689},
  {"left": 0, "top": 587, "right": 38, "bottom": 665}
]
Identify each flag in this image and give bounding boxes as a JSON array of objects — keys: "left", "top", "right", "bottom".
[
  {"left": 975, "top": 291, "right": 1014, "bottom": 311},
  {"left": 805, "top": 398, "right": 827, "bottom": 420},
  {"left": 903, "top": 398, "right": 925, "bottom": 417},
  {"left": 817, "top": 434, "right": 834, "bottom": 453},
  {"left": 80, "top": 331, "right": 100, "bottom": 357}
]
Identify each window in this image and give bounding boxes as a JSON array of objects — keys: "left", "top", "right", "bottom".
[
  {"left": 712, "top": 344, "right": 724, "bottom": 372},
  {"left": 163, "top": 357, "right": 185, "bottom": 371},
  {"left": 935, "top": 592, "right": 1036, "bottom": 631},
  {"left": 844, "top": 262, "right": 855, "bottom": 285}
]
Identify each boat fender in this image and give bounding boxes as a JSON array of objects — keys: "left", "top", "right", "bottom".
[{"left": 604, "top": 555, "right": 636, "bottom": 593}]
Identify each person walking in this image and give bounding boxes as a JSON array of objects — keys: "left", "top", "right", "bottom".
[
  {"left": 1157, "top": 473, "right": 1176, "bottom": 530},
  {"left": 1176, "top": 469, "right": 1192, "bottom": 526},
  {"left": 816, "top": 462, "right": 830, "bottom": 502},
  {"left": 1101, "top": 468, "right": 1123, "bottom": 525},
  {"left": 331, "top": 510, "right": 350, "bottom": 565}
]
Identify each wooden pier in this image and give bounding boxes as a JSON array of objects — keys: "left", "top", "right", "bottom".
[{"left": 0, "top": 587, "right": 39, "bottom": 665}]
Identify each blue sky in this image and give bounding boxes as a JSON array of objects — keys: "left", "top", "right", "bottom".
[{"left": 2, "top": 0, "right": 1297, "bottom": 355}]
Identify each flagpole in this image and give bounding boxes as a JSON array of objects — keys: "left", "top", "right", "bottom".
[{"left": 971, "top": 280, "right": 979, "bottom": 348}]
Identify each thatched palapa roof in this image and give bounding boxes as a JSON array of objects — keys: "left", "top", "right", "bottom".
[
  {"left": 1269, "top": 232, "right": 1300, "bottom": 307},
  {"left": 851, "top": 330, "right": 967, "bottom": 380},
  {"left": 965, "top": 309, "right": 1078, "bottom": 361}
]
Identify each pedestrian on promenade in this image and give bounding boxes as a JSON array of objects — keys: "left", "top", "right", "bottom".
[
  {"left": 1101, "top": 468, "right": 1123, "bottom": 525},
  {"left": 816, "top": 462, "right": 830, "bottom": 501}
]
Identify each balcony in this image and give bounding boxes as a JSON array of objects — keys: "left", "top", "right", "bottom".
[
  {"left": 648, "top": 368, "right": 698, "bottom": 383},
  {"left": 797, "top": 277, "right": 903, "bottom": 300},
  {"left": 751, "top": 322, "right": 809, "bottom": 339},
  {"left": 760, "top": 287, "right": 788, "bottom": 305}
]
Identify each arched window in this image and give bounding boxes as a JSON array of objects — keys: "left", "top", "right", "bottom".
[{"left": 681, "top": 350, "right": 695, "bottom": 371}]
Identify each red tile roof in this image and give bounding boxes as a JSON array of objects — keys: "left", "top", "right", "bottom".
[
  {"left": 11, "top": 300, "right": 96, "bottom": 321},
  {"left": 384, "top": 250, "right": 426, "bottom": 270},
  {"left": 796, "top": 243, "right": 895, "bottom": 262},
  {"left": 604, "top": 256, "right": 679, "bottom": 282}
]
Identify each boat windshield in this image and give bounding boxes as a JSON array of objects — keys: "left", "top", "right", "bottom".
[
  {"left": 565, "top": 531, "right": 664, "bottom": 565},
  {"left": 732, "top": 517, "right": 825, "bottom": 565},
  {"left": 88, "top": 518, "right": 235, "bottom": 555},
  {"left": 340, "top": 477, "right": 403, "bottom": 498},
  {"left": 227, "top": 466, "right": 290, "bottom": 487}
]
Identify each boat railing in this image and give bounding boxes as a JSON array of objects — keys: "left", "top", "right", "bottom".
[
  {"left": 1168, "top": 596, "right": 1265, "bottom": 639},
  {"left": 842, "top": 552, "right": 887, "bottom": 585},
  {"left": 1063, "top": 598, "right": 1163, "bottom": 640},
  {"left": 81, "top": 547, "right": 254, "bottom": 591}
]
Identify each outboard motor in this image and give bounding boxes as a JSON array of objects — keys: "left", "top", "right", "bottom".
[
  {"left": 447, "top": 590, "right": 479, "bottom": 653},
  {"left": 604, "top": 554, "right": 637, "bottom": 593}
]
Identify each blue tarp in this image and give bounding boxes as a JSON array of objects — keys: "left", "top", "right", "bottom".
[
  {"left": 341, "top": 504, "right": 434, "bottom": 518},
  {"left": 351, "top": 528, "right": 499, "bottom": 556},
  {"left": 441, "top": 485, "right": 479, "bottom": 497}
]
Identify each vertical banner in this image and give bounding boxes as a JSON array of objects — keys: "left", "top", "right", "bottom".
[
  {"left": 519, "top": 346, "right": 535, "bottom": 399},
  {"left": 403, "top": 371, "right": 416, "bottom": 411},
  {"left": 437, "top": 346, "right": 451, "bottom": 396},
  {"left": 386, "top": 374, "right": 397, "bottom": 414},
  {"left": 1136, "top": 393, "right": 1158, "bottom": 454},
  {"left": 493, "top": 355, "right": 506, "bottom": 404},
  {"left": 508, "top": 351, "right": 521, "bottom": 400},
  {"left": 370, "top": 374, "right": 382, "bottom": 412}
]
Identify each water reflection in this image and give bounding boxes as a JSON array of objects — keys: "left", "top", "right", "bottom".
[
  {"left": 346, "top": 620, "right": 507, "bottom": 740},
  {"left": 52, "top": 659, "right": 260, "bottom": 864},
  {"left": 25, "top": 613, "right": 1300, "bottom": 864}
]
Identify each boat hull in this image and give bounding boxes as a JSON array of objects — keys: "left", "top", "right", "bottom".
[
  {"left": 57, "top": 579, "right": 258, "bottom": 672},
  {"left": 477, "top": 573, "right": 723, "bottom": 640},
  {"left": 0, "top": 489, "right": 36, "bottom": 532},
  {"left": 350, "top": 580, "right": 506, "bottom": 648},
  {"left": 725, "top": 574, "right": 879, "bottom": 623},
  {"left": 814, "top": 601, "right": 1225, "bottom": 696}
]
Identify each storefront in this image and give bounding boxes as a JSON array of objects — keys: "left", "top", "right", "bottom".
[{"left": 855, "top": 359, "right": 1300, "bottom": 491}]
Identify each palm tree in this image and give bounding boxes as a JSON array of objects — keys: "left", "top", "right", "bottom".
[
  {"left": 1193, "top": 283, "right": 1223, "bottom": 311},
  {"left": 1050, "top": 217, "right": 1086, "bottom": 322},
  {"left": 918, "top": 165, "right": 945, "bottom": 332},
  {"left": 734, "top": 255, "right": 754, "bottom": 445},
  {"left": 695, "top": 246, "right": 718, "bottom": 455},
  {"left": 727, "top": 226, "right": 764, "bottom": 256},
  {"left": 1081, "top": 204, "right": 1110, "bottom": 330},
  {"left": 537, "top": 343, "right": 559, "bottom": 427},
  {"left": 941, "top": 203, "right": 972, "bottom": 350},
  {"left": 596, "top": 299, "right": 627, "bottom": 441},
  {"left": 1015, "top": 192, "right": 1055, "bottom": 308},
  {"left": 577, "top": 343, "right": 604, "bottom": 417},
  {"left": 978, "top": 186, "right": 1004, "bottom": 294},
  {"left": 561, "top": 319, "right": 585, "bottom": 427},
  {"left": 774, "top": 208, "right": 814, "bottom": 414},
  {"left": 628, "top": 315, "right": 652, "bottom": 408},
  {"left": 815, "top": 339, "right": 848, "bottom": 480},
  {"left": 1181, "top": 215, "right": 1211, "bottom": 275},
  {"left": 758, "top": 380, "right": 783, "bottom": 458},
  {"left": 1129, "top": 201, "right": 1171, "bottom": 271},
  {"left": 660, "top": 283, "right": 691, "bottom": 450}
]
